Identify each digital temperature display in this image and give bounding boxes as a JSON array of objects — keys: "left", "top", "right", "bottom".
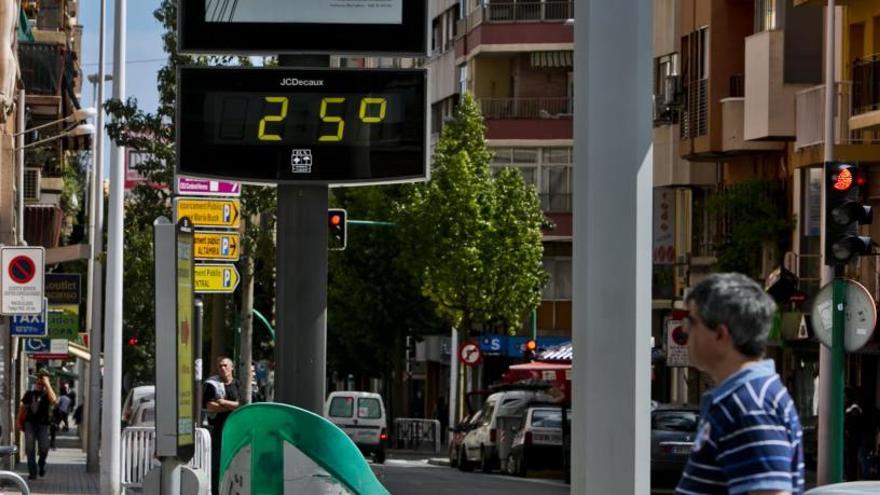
[{"left": 177, "top": 67, "right": 428, "bottom": 184}]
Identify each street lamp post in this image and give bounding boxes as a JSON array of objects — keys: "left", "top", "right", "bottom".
[{"left": 101, "top": 0, "right": 125, "bottom": 491}]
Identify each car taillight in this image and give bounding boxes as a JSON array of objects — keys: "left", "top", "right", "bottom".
[
  {"left": 380, "top": 429, "right": 388, "bottom": 442},
  {"left": 490, "top": 428, "right": 496, "bottom": 443},
  {"left": 525, "top": 431, "right": 532, "bottom": 446}
]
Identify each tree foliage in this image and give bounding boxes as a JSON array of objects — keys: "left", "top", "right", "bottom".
[
  {"left": 103, "top": 0, "right": 275, "bottom": 383},
  {"left": 395, "top": 93, "right": 547, "bottom": 332},
  {"left": 707, "top": 179, "right": 793, "bottom": 277}
]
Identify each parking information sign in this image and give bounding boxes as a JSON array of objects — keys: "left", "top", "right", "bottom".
[
  {"left": 10, "top": 298, "right": 48, "bottom": 337},
  {"left": 1, "top": 247, "right": 45, "bottom": 315}
]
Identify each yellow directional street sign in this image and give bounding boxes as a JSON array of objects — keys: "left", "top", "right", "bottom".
[
  {"left": 194, "top": 264, "right": 240, "bottom": 294},
  {"left": 194, "top": 231, "right": 241, "bottom": 261},
  {"left": 174, "top": 198, "right": 240, "bottom": 228}
]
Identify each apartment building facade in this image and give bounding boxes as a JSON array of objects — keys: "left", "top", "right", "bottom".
[{"left": 409, "top": 0, "right": 574, "bottom": 417}]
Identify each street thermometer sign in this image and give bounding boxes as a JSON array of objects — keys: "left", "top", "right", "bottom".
[{"left": 177, "top": 67, "right": 428, "bottom": 185}]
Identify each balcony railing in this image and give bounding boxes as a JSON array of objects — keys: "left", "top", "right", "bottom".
[
  {"left": 464, "top": 1, "right": 573, "bottom": 31},
  {"left": 479, "top": 97, "right": 572, "bottom": 119},
  {"left": 540, "top": 193, "right": 572, "bottom": 213},
  {"left": 18, "top": 42, "right": 64, "bottom": 95},
  {"left": 794, "top": 82, "right": 880, "bottom": 149},
  {"left": 853, "top": 54, "right": 880, "bottom": 116},
  {"left": 680, "top": 79, "right": 708, "bottom": 139}
]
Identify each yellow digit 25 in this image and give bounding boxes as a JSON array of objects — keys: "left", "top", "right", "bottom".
[
  {"left": 257, "top": 97, "right": 288, "bottom": 141},
  {"left": 319, "top": 97, "right": 346, "bottom": 142}
]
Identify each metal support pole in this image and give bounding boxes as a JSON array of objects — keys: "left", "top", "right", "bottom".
[
  {"left": 817, "top": 0, "right": 838, "bottom": 485},
  {"left": 573, "top": 1, "right": 652, "bottom": 493},
  {"left": 194, "top": 299, "right": 204, "bottom": 425},
  {"left": 448, "top": 327, "right": 458, "bottom": 444},
  {"left": 16, "top": 89, "right": 24, "bottom": 245},
  {"left": 86, "top": 1, "right": 108, "bottom": 471},
  {"left": 239, "top": 253, "right": 253, "bottom": 405},
  {"left": 831, "top": 273, "right": 845, "bottom": 482},
  {"left": 159, "top": 459, "right": 181, "bottom": 495},
  {"left": 273, "top": 54, "right": 329, "bottom": 413},
  {"left": 101, "top": 0, "right": 125, "bottom": 491}
]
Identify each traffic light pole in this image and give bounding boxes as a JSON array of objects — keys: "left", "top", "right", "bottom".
[
  {"left": 817, "top": 0, "right": 839, "bottom": 485},
  {"left": 831, "top": 273, "right": 845, "bottom": 482},
  {"left": 274, "top": 54, "right": 330, "bottom": 414}
]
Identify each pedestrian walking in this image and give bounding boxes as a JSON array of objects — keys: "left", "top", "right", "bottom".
[
  {"left": 676, "top": 273, "right": 804, "bottom": 494},
  {"left": 18, "top": 370, "right": 57, "bottom": 480},
  {"left": 204, "top": 356, "right": 240, "bottom": 494},
  {"left": 49, "top": 385, "right": 71, "bottom": 449}
]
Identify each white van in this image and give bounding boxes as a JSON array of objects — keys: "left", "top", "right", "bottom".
[
  {"left": 324, "top": 391, "right": 388, "bottom": 464},
  {"left": 459, "top": 389, "right": 557, "bottom": 472}
]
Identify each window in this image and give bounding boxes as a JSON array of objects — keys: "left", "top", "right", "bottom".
[
  {"left": 543, "top": 257, "right": 572, "bottom": 300},
  {"left": 755, "top": 0, "right": 776, "bottom": 33},
  {"left": 491, "top": 147, "right": 572, "bottom": 213},
  {"left": 652, "top": 411, "right": 699, "bottom": 432},
  {"left": 458, "top": 63, "right": 469, "bottom": 94},
  {"left": 530, "top": 409, "right": 562, "bottom": 428},
  {"left": 329, "top": 396, "right": 354, "bottom": 418},
  {"left": 357, "top": 398, "right": 383, "bottom": 419}
]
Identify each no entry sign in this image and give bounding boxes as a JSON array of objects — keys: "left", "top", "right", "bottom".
[{"left": 1, "top": 247, "right": 45, "bottom": 315}]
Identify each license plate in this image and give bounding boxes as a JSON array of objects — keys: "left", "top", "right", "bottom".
[{"left": 672, "top": 445, "right": 692, "bottom": 455}]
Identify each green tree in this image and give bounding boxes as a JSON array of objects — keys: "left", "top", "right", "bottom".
[
  {"left": 395, "top": 93, "right": 547, "bottom": 334},
  {"left": 707, "top": 179, "right": 793, "bottom": 278},
  {"left": 103, "top": 0, "right": 275, "bottom": 383}
]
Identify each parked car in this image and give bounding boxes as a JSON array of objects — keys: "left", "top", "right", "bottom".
[
  {"left": 324, "top": 391, "right": 387, "bottom": 464},
  {"left": 459, "top": 389, "right": 557, "bottom": 473},
  {"left": 650, "top": 405, "right": 699, "bottom": 487},
  {"left": 506, "top": 405, "right": 568, "bottom": 477},
  {"left": 448, "top": 410, "right": 481, "bottom": 467},
  {"left": 129, "top": 399, "right": 155, "bottom": 427},
  {"left": 806, "top": 481, "right": 880, "bottom": 494},
  {"left": 122, "top": 385, "right": 155, "bottom": 426}
]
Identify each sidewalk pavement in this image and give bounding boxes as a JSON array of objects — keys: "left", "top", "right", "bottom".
[{"left": 4, "top": 426, "right": 98, "bottom": 495}]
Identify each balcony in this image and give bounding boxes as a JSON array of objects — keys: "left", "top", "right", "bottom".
[
  {"left": 480, "top": 97, "right": 571, "bottom": 119},
  {"left": 793, "top": 82, "right": 880, "bottom": 167},
  {"left": 19, "top": 42, "right": 65, "bottom": 118},
  {"left": 478, "top": 97, "right": 572, "bottom": 140},
  {"left": 653, "top": 125, "right": 717, "bottom": 187},
  {"left": 456, "top": 1, "right": 573, "bottom": 57},
  {"left": 744, "top": 29, "right": 805, "bottom": 140},
  {"left": 721, "top": 97, "right": 786, "bottom": 154},
  {"left": 464, "top": 1, "right": 573, "bottom": 31},
  {"left": 680, "top": 79, "right": 708, "bottom": 140},
  {"left": 850, "top": 55, "right": 880, "bottom": 131}
]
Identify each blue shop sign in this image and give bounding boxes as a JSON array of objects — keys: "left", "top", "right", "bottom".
[{"left": 479, "top": 336, "right": 506, "bottom": 355}]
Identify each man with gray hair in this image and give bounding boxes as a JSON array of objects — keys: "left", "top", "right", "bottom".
[{"left": 676, "top": 273, "right": 805, "bottom": 495}]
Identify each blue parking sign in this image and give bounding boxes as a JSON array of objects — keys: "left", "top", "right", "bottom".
[{"left": 11, "top": 298, "right": 47, "bottom": 337}]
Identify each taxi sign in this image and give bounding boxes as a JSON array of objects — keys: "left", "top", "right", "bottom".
[
  {"left": 194, "top": 232, "right": 240, "bottom": 261},
  {"left": 174, "top": 198, "right": 240, "bottom": 228},
  {"left": 194, "top": 264, "right": 240, "bottom": 294}
]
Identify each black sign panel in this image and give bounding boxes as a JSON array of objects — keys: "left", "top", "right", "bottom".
[
  {"left": 177, "top": 67, "right": 428, "bottom": 184},
  {"left": 179, "top": 0, "right": 428, "bottom": 55}
]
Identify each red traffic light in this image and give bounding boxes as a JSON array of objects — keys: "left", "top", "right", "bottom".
[
  {"left": 833, "top": 167, "right": 854, "bottom": 191},
  {"left": 330, "top": 214, "right": 342, "bottom": 226},
  {"left": 128, "top": 336, "right": 139, "bottom": 346},
  {"left": 525, "top": 339, "right": 537, "bottom": 351}
]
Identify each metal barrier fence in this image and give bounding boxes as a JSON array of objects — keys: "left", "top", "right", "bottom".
[
  {"left": 120, "top": 426, "right": 211, "bottom": 492},
  {"left": 393, "top": 418, "right": 441, "bottom": 454}
]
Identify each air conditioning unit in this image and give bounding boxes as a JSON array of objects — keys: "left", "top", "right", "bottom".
[{"left": 23, "top": 167, "right": 40, "bottom": 202}]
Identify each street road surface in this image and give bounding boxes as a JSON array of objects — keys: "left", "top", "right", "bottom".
[{"left": 372, "top": 459, "right": 570, "bottom": 494}]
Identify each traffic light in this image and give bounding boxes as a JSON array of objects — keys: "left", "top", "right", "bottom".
[
  {"left": 328, "top": 209, "right": 347, "bottom": 251},
  {"left": 825, "top": 162, "right": 873, "bottom": 266},
  {"left": 523, "top": 339, "right": 537, "bottom": 361}
]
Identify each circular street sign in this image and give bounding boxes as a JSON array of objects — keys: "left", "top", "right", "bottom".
[
  {"left": 810, "top": 279, "right": 877, "bottom": 352},
  {"left": 8, "top": 255, "right": 36, "bottom": 284},
  {"left": 458, "top": 342, "right": 482, "bottom": 367}
]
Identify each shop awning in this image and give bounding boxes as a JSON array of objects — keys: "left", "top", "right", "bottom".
[{"left": 530, "top": 50, "right": 573, "bottom": 68}]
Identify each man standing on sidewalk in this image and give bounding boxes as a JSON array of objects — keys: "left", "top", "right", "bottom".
[
  {"left": 204, "top": 356, "right": 240, "bottom": 494},
  {"left": 18, "top": 371, "right": 57, "bottom": 480},
  {"left": 676, "top": 273, "right": 804, "bottom": 494}
]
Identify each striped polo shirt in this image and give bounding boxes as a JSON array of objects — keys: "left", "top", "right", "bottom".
[{"left": 676, "top": 360, "right": 805, "bottom": 495}]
